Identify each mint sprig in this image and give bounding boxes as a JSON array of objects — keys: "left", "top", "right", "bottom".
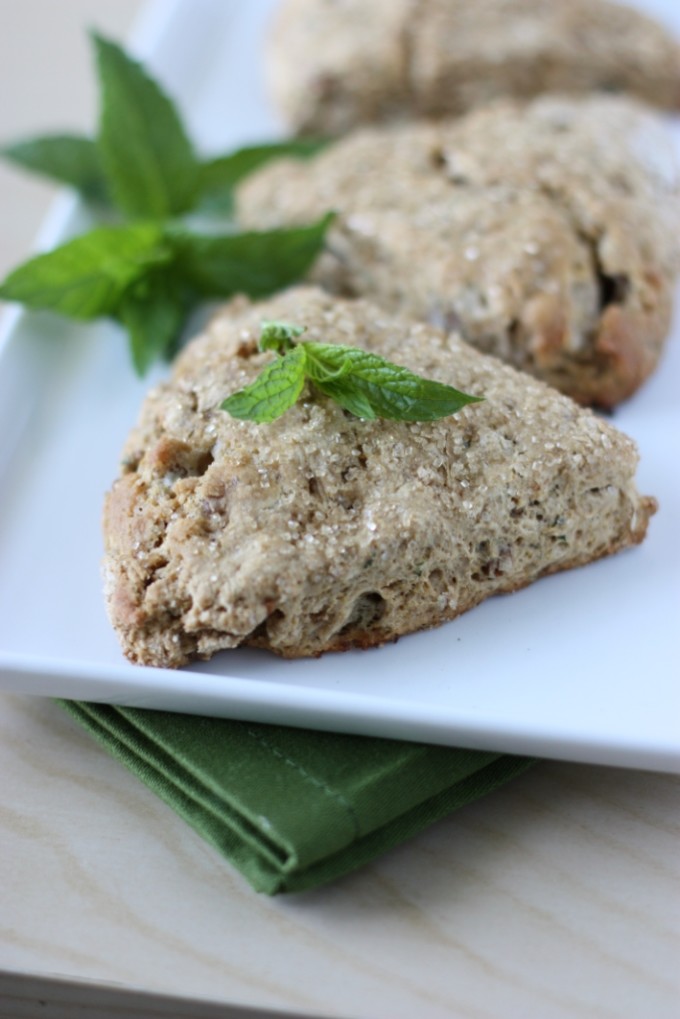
[
  {"left": 221, "top": 322, "right": 483, "bottom": 423},
  {"left": 171, "top": 213, "right": 335, "bottom": 298},
  {"left": 0, "top": 34, "right": 333, "bottom": 374},
  {"left": 93, "top": 33, "right": 199, "bottom": 219},
  {"left": 1, "top": 34, "right": 328, "bottom": 220},
  {"left": 0, "top": 217, "right": 333, "bottom": 371},
  {"left": 0, "top": 223, "right": 171, "bottom": 319},
  {"left": 222, "top": 345, "right": 308, "bottom": 423},
  {"left": 116, "top": 270, "right": 192, "bottom": 375}
]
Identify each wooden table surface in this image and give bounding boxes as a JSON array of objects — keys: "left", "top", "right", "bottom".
[{"left": 1, "top": 3, "right": 679, "bottom": 1018}]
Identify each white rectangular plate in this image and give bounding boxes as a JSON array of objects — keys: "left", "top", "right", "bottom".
[{"left": 1, "top": 0, "right": 679, "bottom": 772}]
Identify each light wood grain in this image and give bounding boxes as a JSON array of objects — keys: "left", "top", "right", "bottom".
[
  {"left": 0, "top": 693, "right": 678, "bottom": 1019},
  {"left": 0, "top": 3, "right": 679, "bottom": 1018}
]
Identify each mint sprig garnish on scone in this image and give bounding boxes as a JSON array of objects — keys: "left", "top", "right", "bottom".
[
  {"left": 0, "top": 34, "right": 332, "bottom": 374},
  {"left": 222, "top": 321, "right": 483, "bottom": 423}
]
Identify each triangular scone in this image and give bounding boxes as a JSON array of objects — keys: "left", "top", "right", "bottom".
[
  {"left": 237, "top": 95, "right": 680, "bottom": 408},
  {"left": 103, "top": 287, "right": 655, "bottom": 667}
]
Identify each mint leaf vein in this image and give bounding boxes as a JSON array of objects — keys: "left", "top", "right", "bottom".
[
  {"left": 221, "top": 345, "right": 307, "bottom": 422},
  {"left": 221, "top": 325, "right": 483, "bottom": 424},
  {"left": 93, "top": 33, "right": 199, "bottom": 219}
]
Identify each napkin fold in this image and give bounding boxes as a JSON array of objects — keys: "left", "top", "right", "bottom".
[{"left": 61, "top": 701, "right": 534, "bottom": 894}]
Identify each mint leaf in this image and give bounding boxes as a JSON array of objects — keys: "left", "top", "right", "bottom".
[
  {"left": 0, "top": 34, "right": 338, "bottom": 376},
  {"left": 170, "top": 213, "right": 334, "bottom": 298},
  {"left": 0, "top": 134, "right": 110, "bottom": 203},
  {"left": 221, "top": 325, "right": 483, "bottom": 423},
  {"left": 221, "top": 345, "right": 307, "bottom": 422},
  {"left": 0, "top": 222, "right": 170, "bottom": 319},
  {"left": 304, "top": 344, "right": 483, "bottom": 421},
  {"left": 0, "top": 131, "right": 328, "bottom": 217},
  {"left": 259, "top": 320, "right": 306, "bottom": 353},
  {"left": 0, "top": 213, "right": 331, "bottom": 372},
  {"left": 93, "top": 33, "right": 199, "bottom": 218},
  {"left": 197, "top": 138, "right": 329, "bottom": 215},
  {"left": 117, "top": 271, "right": 192, "bottom": 375},
  {"left": 1, "top": 52, "right": 327, "bottom": 219}
]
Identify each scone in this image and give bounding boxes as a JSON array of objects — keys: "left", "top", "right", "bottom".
[
  {"left": 267, "top": 0, "right": 680, "bottom": 135},
  {"left": 103, "top": 287, "right": 655, "bottom": 667},
  {"left": 238, "top": 95, "right": 680, "bottom": 408}
]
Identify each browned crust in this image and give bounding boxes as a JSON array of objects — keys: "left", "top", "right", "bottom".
[
  {"left": 103, "top": 288, "right": 658, "bottom": 668},
  {"left": 245, "top": 495, "right": 657, "bottom": 659},
  {"left": 267, "top": 0, "right": 680, "bottom": 135},
  {"left": 524, "top": 297, "right": 672, "bottom": 409},
  {"left": 591, "top": 305, "right": 666, "bottom": 409},
  {"left": 237, "top": 97, "right": 680, "bottom": 409}
]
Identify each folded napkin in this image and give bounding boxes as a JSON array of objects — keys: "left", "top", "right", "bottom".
[{"left": 61, "top": 701, "right": 534, "bottom": 894}]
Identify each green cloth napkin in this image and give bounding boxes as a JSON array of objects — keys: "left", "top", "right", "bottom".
[{"left": 60, "top": 701, "right": 534, "bottom": 895}]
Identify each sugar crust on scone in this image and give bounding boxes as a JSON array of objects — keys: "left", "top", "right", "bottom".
[
  {"left": 103, "top": 288, "right": 656, "bottom": 668},
  {"left": 238, "top": 95, "right": 680, "bottom": 408}
]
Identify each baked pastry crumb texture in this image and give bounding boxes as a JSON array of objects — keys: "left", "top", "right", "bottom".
[
  {"left": 104, "top": 288, "right": 656, "bottom": 667},
  {"left": 268, "top": 0, "right": 680, "bottom": 134},
  {"left": 238, "top": 94, "right": 680, "bottom": 408}
]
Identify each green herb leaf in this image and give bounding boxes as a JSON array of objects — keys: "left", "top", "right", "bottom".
[
  {"left": 93, "top": 32, "right": 199, "bottom": 218},
  {"left": 0, "top": 33, "right": 337, "bottom": 377},
  {"left": 197, "top": 138, "right": 329, "bottom": 215},
  {"left": 1, "top": 51, "right": 327, "bottom": 218},
  {"left": 259, "top": 320, "right": 306, "bottom": 353},
  {"left": 170, "top": 212, "right": 334, "bottom": 298},
  {"left": 304, "top": 343, "right": 483, "bottom": 421},
  {"left": 221, "top": 326, "right": 483, "bottom": 423},
  {"left": 0, "top": 222, "right": 170, "bottom": 319},
  {"left": 0, "top": 134, "right": 110, "bottom": 203},
  {"left": 116, "top": 271, "right": 192, "bottom": 375},
  {"left": 221, "top": 345, "right": 307, "bottom": 423},
  {"left": 0, "top": 212, "right": 331, "bottom": 372}
]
